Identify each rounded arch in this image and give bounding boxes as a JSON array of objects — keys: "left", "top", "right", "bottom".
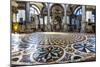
[
  {"left": 50, "top": 4, "right": 64, "bottom": 10},
  {"left": 41, "top": 3, "right": 47, "bottom": 15},
  {"left": 74, "top": 6, "right": 82, "bottom": 16},
  {"left": 50, "top": 4, "right": 64, "bottom": 15},
  {"left": 30, "top": 5, "right": 40, "bottom": 15},
  {"left": 41, "top": 2, "right": 46, "bottom": 7}
]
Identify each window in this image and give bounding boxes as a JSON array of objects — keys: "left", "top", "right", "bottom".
[
  {"left": 86, "top": 11, "right": 95, "bottom": 23},
  {"left": 74, "top": 6, "right": 82, "bottom": 16},
  {"left": 75, "top": 8, "right": 82, "bottom": 16},
  {"left": 17, "top": 10, "right": 25, "bottom": 22},
  {"left": 30, "top": 7, "right": 39, "bottom": 16}
]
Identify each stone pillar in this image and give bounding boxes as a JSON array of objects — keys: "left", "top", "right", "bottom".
[
  {"left": 25, "top": 2, "right": 30, "bottom": 23},
  {"left": 64, "top": 4, "right": 67, "bottom": 24},
  {"left": 64, "top": 4, "right": 68, "bottom": 32},
  {"left": 12, "top": 6, "right": 18, "bottom": 23},
  {"left": 67, "top": 16, "right": 70, "bottom": 24},
  {"left": 13, "top": 13, "right": 17, "bottom": 22},
  {"left": 47, "top": 3, "right": 50, "bottom": 24},
  {"left": 47, "top": 3, "right": 51, "bottom": 31},
  {"left": 81, "top": 5, "right": 86, "bottom": 32},
  {"left": 43, "top": 15, "right": 45, "bottom": 31},
  {"left": 38, "top": 15, "right": 41, "bottom": 29}
]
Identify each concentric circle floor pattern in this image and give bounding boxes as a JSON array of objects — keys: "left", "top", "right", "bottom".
[{"left": 11, "top": 32, "right": 96, "bottom": 65}]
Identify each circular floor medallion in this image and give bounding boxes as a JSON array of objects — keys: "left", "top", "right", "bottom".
[
  {"left": 32, "top": 45, "right": 64, "bottom": 63},
  {"left": 73, "top": 43, "right": 96, "bottom": 53}
]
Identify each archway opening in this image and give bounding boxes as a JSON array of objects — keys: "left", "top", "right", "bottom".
[{"left": 50, "top": 4, "right": 64, "bottom": 32}]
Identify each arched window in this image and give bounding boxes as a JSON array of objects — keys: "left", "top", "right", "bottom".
[
  {"left": 30, "top": 5, "right": 40, "bottom": 16},
  {"left": 29, "top": 5, "right": 40, "bottom": 23},
  {"left": 74, "top": 6, "right": 96, "bottom": 23},
  {"left": 74, "top": 6, "right": 82, "bottom": 16},
  {"left": 17, "top": 10, "right": 25, "bottom": 22}
]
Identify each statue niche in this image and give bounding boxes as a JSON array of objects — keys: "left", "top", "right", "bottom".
[{"left": 51, "top": 4, "right": 64, "bottom": 32}]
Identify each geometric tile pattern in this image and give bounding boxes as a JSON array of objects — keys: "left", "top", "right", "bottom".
[
  {"left": 33, "top": 46, "right": 64, "bottom": 63},
  {"left": 11, "top": 32, "right": 96, "bottom": 65},
  {"left": 73, "top": 43, "right": 96, "bottom": 53}
]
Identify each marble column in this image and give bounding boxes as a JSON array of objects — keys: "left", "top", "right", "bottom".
[
  {"left": 47, "top": 3, "right": 51, "bottom": 31},
  {"left": 13, "top": 13, "right": 17, "bottom": 23},
  {"left": 43, "top": 15, "right": 45, "bottom": 31},
  {"left": 67, "top": 16, "right": 70, "bottom": 24},
  {"left": 38, "top": 15, "right": 41, "bottom": 29},
  {"left": 25, "top": 2, "right": 30, "bottom": 23},
  {"left": 81, "top": 5, "right": 86, "bottom": 32},
  {"left": 47, "top": 3, "right": 50, "bottom": 24},
  {"left": 64, "top": 4, "right": 67, "bottom": 24},
  {"left": 64, "top": 4, "right": 68, "bottom": 32}
]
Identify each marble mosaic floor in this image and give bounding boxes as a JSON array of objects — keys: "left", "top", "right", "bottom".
[{"left": 11, "top": 32, "right": 96, "bottom": 65}]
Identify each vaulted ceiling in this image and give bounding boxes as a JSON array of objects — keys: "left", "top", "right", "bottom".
[{"left": 11, "top": 0, "right": 96, "bottom": 15}]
